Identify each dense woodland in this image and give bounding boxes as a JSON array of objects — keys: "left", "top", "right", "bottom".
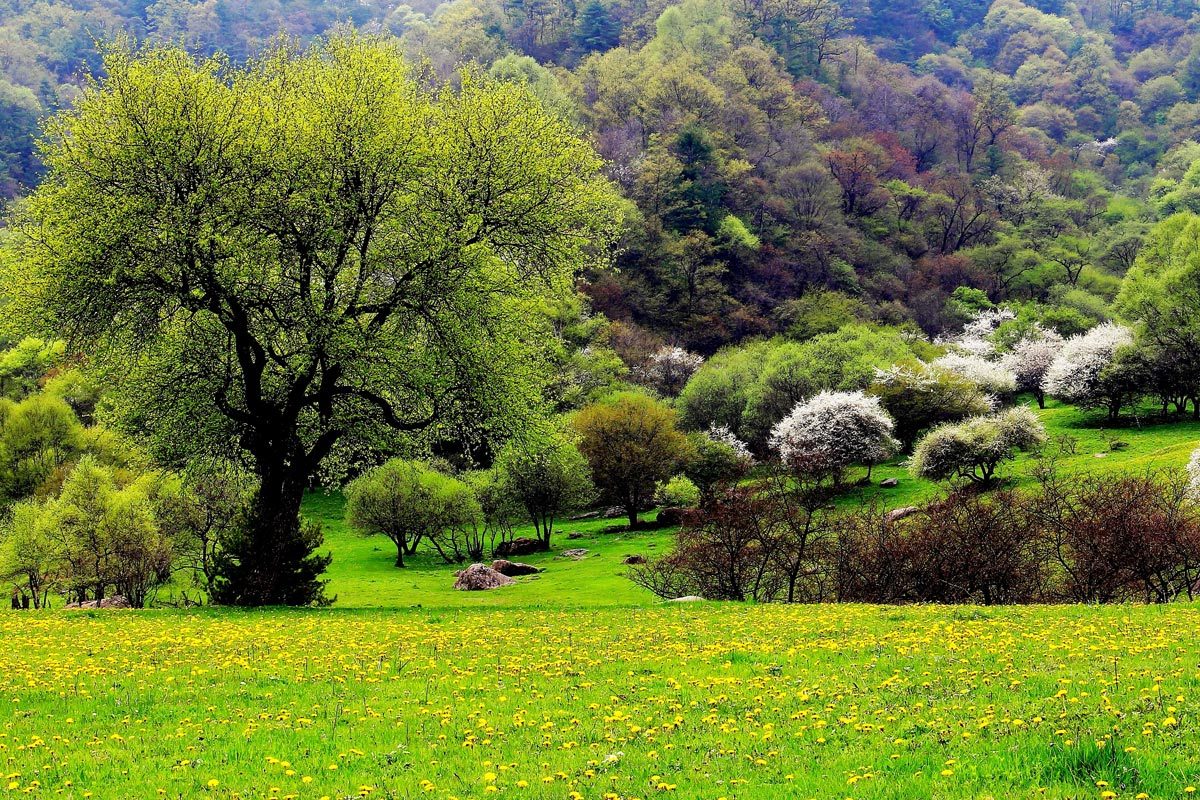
[
  {"left": 7, "top": 0, "right": 1200, "bottom": 607},
  {"left": 1, "top": 0, "right": 1199, "bottom": 346}
]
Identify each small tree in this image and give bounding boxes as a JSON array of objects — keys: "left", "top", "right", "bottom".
[
  {"left": 932, "top": 352, "right": 1017, "bottom": 397},
  {"left": 495, "top": 428, "right": 594, "bottom": 549},
  {"left": 1003, "top": 328, "right": 1064, "bottom": 408},
  {"left": 575, "top": 392, "right": 692, "bottom": 528},
  {"left": 910, "top": 406, "right": 1045, "bottom": 486},
  {"left": 769, "top": 390, "right": 899, "bottom": 484},
  {"left": 638, "top": 346, "right": 704, "bottom": 397},
  {"left": 1042, "top": 323, "right": 1136, "bottom": 419},
  {"left": 683, "top": 425, "right": 754, "bottom": 500},
  {"left": 345, "top": 460, "right": 481, "bottom": 567},
  {"left": 0, "top": 502, "right": 58, "bottom": 608}
]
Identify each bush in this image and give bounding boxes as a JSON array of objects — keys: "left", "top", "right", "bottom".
[
  {"left": 656, "top": 475, "right": 700, "bottom": 508},
  {"left": 870, "top": 362, "right": 994, "bottom": 448},
  {"left": 637, "top": 346, "right": 703, "bottom": 397},
  {"left": 1042, "top": 322, "right": 1137, "bottom": 419},
  {"left": 683, "top": 425, "right": 754, "bottom": 499},
  {"left": 769, "top": 390, "right": 899, "bottom": 484},
  {"left": 575, "top": 392, "right": 692, "bottom": 528},
  {"left": 494, "top": 427, "right": 594, "bottom": 548},
  {"left": 909, "top": 406, "right": 1045, "bottom": 486}
]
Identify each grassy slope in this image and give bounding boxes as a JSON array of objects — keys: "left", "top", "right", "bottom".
[{"left": 310, "top": 398, "right": 1200, "bottom": 609}]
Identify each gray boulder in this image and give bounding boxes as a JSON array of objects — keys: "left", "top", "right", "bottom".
[{"left": 454, "top": 564, "right": 516, "bottom": 591}]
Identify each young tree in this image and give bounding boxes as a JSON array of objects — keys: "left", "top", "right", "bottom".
[
  {"left": 1041, "top": 323, "right": 1137, "bottom": 419},
  {"left": 3, "top": 37, "right": 619, "bottom": 605},
  {"left": 1003, "top": 328, "right": 1064, "bottom": 408},
  {"left": 344, "top": 460, "right": 481, "bottom": 567},
  {"left": 769, "top": 390, "right": 899, "bottom": 483},
  {"left": 575, "top": 392, "right": 692, "bottom": 528},
  {"left": 909, "top": 406, "right": 1045, "bottom": 486},
  {"left": 683, "top": 425, "right": 754, "bottom": 499},
  {"left": 638, "top": 346, "right": 704, "bottom": 397},
  {"left": 494, "top": 428, "right": 594, "bottom": 549}
]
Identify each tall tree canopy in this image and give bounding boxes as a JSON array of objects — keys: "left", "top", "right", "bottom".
[{"left": 1, "top": 35, "right": 620, "bottom": 605}]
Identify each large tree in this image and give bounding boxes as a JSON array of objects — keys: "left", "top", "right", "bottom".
[{"left": 2, "top": 37, "right": 619, "bottom": 605}]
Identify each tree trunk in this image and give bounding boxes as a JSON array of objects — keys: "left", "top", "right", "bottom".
[{"left": 211, "top": 456, "right": 330, "bottom": 606}]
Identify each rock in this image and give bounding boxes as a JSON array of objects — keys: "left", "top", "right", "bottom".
[
  {"left": 1094, "top": 452, "right": 1108, "bottom": 458},
  {"left": 568, "top": 510, "right": 600, "bottom": 521},
  {"left": 495, "top": 537, "right": 543, "bottom": 557},
  {"left": 566, "top": 531, "right": 585, "bottom": 540},
  {"left": 623, "top": 555, "right": 647, "bottom": 565},
  {"left": 99, "top": 595, "right": 131, "bottom": 609},
  {"left": 559, "top": 548, "right": 589, "bottom": 560},
  {"left": 453, "top": 564, "right": 516, "bottom": 591},
  {"left": 656, "top": 507, "right": 686, "bottom": 526},
  {"left": 885, "top": 506, "right": 920, "bottom": 523},
  {"left": 880, "top": 478, "right": 899, "bottom": 487},
  {"left": 602, "top": 506, "right": 626, "bottom": 519},
  {"left": 670, "top": 595, "right": 704, "bottom": 602},
  {"left": 491, "top": 559, "right": 542, "bottom": 577}
]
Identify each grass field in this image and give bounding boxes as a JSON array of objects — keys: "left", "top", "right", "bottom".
[
  {"left": 8, "top": 400, "right": 1200, "bottom": 799},
  {"left": 4, "top": 604, "right": 1200, "bottom": 799}
]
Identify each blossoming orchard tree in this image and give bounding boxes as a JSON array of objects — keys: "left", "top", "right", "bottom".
[
  {"left": 1, "top": 37, "right": 620, "bottom": 605},
  {"left": 769, "top": 390, "right": 899, "bottom": 484},
  {"left": 1042, "top": 323, "right": 1136, "bottom": 420}
]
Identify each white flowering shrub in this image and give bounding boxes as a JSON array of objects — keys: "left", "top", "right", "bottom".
[
  {"left": 932, "top": 352, "right": 1018, "bottom": 396},
  {"left": 870, "top": 362, "right": 996, "bottom": 447},
  {"left": 1188, "top": 444, "right": 1200, "bottom": 499},
  {"left": 1002, "top": 327, "right": 1064, "bottom": 408},
  {"left": 952, "top": 307, "right": 1017, "bottom": 358},
  {"left": 769, "top": 390, "right": 899, "bottom": 482},
  {"left": 909, "top": 406, "right": 1045, "bottom": 485},
  {"left": 639, "top": 346, "right": 704, "bottom": 397},
  {"left": 1041, "top": 323, "right": 1134, "bottom": 415}
]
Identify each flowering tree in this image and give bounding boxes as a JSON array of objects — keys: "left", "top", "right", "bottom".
[
  {"left": 769, "top": 391, "right": 899, "bottom": 483},
  {"left": 1003, "top": 327, "right": 1064, "bottom": 408},
  {"left": 932, "top": 353, "right": 1017, "bottom": 396},
  {"left": 909, "top": 406, "right": 1045, "bottom": 486},
  {"left": 683, "top": 425, "right": 755, "bottom": 499},
  {"left": 1042, "top": 323, "right": 1136, "bottom": 419},
  {"left": 639, "top": 346, "right": 704, "bottom": 397}
]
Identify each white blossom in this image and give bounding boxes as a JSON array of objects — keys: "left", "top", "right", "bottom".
[
  {"left": 769, "top": 390, "right": 899, "bottom": 478},
  {"left": 639, "top": 346, "right": 704, "bottom": 396},
  {"left": 1003, "top": 327, "right": 1064, "bottom": 396},
  {"left": 933, "top": 352, "right": 1018, "bottom": 395},
  {"left": 707, "top": 424, "right": 755, "bottom": 467},
  {"left": 1041, "top": 323, "right": 1133, "bottom": 403},
  {"left": 1188, "top": 444, "right": 1200, "bottom": 499}
]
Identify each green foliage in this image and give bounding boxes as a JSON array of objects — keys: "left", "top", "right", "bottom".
[
  {"left": 574, "top": 392, "right": 692, "bottom": 527},
  {"left": 3, "top": 35, "right": 620, "bottom": 605},
  {"left": 494, "top": 426, "right": 594, "bottom": 547},
  {"left": 870, "top": 363, "right": 995, "bottom": 449},
  {"left": 0, "top": 338, "right": 63, "bottom": 401},
  {"left": 655, "top": 474, "right": 700, "bottom": 507},
  {"left": 345, "top": 459, "right": 481, "bottom": 567},
  {"left": 909, "top": 405, "right": 1045, "bottom": 485}
]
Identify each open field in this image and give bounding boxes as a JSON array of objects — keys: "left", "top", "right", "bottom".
[{"left": 3, "top": 604, "right": 1200, "bottom": 799}]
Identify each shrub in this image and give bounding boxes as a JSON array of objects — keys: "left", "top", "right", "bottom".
[
  {"left": 769, "top": 390, "right": 899, "bottom": 483},
  {"left": 638, "top": 346, "right": 704, "bottom": 397},
  {"left": 1003, "top": 327, "right": 1064, "bottom": 408},
  {"left": 909, "top": 406, "right": 1045, "bottom": 485},
  {"left": 870, "top": 362, "right": 994, "bottom": 448},
  {"left": 932, "top": 352, "right": 1017, "bottom": 396},
  {"left": 683, "top": 425, "right": 754, "bottom": 499},
  {"left": 494, "top": 428, "right": 594, "bottom": 549},
  {"left": 656, "top": 475, "right": 700, "bottom": 508},
  {"left": 345, "top": 460, "right": 482, "bottom": 567}
]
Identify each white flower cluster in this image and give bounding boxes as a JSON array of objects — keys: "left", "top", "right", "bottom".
[
  {"left": 954, "top": 307, "right": 1017, "bottom": 357},
  {"left": 932, "top": 352, "right": 1017, "bottom": 396},
  {"left": 1041, "top": 323, "right": 1133, "bottom": 403},
  {"left": 1003, "top": 327, "right": 1064, "bottom": 394},
  {"left": 640, "top": 346, "right": 704, "bottom": 397},
  {"left": 1188, "top": 444, "right": 1200, "bottom": 499},
  {"left": 769, "top": 390, "right": 899, "bottom": 475},
  {"left": 707, "top": 424, "right": 755, "bottom": 467}
]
